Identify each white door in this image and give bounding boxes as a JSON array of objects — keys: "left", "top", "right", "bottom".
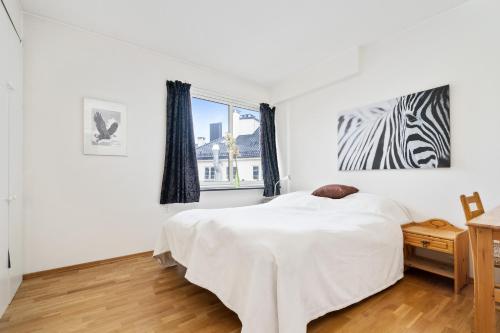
[
  {"left": 1, "top": 2, "right": 22, "bottom": 314},
  {"left": 5, "top": 9, "right": 23, "bottom": 302},
  {"left": 7, "top": 81, "right": 22, "bottom": 302},
  {"left": 0, "top": 7, "right": 9, "bottom": 316},
  {"left": 0, "top": 66, "right": 9, "bottom": 318}
]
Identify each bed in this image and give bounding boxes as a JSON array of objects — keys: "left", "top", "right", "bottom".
[{"left": 153, "top": 191, "right": 410, "bottom": 333}]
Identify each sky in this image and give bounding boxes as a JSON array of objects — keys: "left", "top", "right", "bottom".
[{"left": 191, "top": 97, "right": 259, "bottom": 141}]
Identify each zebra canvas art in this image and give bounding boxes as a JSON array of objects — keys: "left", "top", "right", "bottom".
[{"left": 337, "top": 85, "right": 450, "bottom": 171}]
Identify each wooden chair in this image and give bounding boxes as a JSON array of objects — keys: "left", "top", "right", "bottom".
[
  {"left": 461, "top": 192, "right": 500, "bottom": 265},
  {"left": 461, "top": 192, "right": 499, "bottom": 331},
  {"left": 460, "top": 192, "right": 485, "bottom": 222}
]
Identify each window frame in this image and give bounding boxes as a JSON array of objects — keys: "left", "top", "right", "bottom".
[{"left": 191, "top": 89, "right": 263, "bottom": 191}]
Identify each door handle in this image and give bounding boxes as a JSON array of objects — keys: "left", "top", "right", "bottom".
[{"left": 5, "top": 195, "right": 17, "bottom": 202}]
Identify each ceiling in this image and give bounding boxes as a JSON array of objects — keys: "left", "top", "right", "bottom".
[{"left": 21, "top": 0, "right": 468, "bottom": 87}]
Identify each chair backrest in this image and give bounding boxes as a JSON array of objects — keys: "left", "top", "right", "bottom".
[{"left": 460, "top": 192, "right": 485, "bottom": 222}]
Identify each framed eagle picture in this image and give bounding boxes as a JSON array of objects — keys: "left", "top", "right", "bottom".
[{"left": 83, "top": 98, "right": 127, "bottom": 156}]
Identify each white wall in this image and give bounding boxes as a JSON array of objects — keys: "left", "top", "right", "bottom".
[
  {"left": 23, "top": 14, "right": 269, "bottom": 273},
  {"left": 23, "top": 0, "right": 499, "bottom": 274},
  {"left": 276, "top": 0, "right": 500, "bottom": 226}
]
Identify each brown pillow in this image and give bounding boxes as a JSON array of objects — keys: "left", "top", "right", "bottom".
[{"left": 312, "top": 184, "right": 359, "bottom": 199}]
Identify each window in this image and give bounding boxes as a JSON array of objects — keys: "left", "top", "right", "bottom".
[
  {"left": 252, "top": 166, "right": 259, "bottom": 180},
  {"left": 204, "top": 167, "right": 215, "bottom": 180},
  {"left": 192, "top": 95, "right": 262, "bottom": 189},
  {"left": 226, "top": 166, "right": 238, "bottom": 179}
]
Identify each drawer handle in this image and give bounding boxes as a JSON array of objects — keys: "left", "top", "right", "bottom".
[{"left": 421, "top": 240, "right": 430, "bottom": 248}]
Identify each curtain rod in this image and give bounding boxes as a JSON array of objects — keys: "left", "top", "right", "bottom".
[{"left": 1, "top": 0, "right": 22, "bottom": 43}]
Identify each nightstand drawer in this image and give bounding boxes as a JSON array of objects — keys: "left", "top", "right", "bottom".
[{"left": 404, "top": 232, "right": 454, "bottom": 254}]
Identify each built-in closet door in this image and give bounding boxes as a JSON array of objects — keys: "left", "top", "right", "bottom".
[
  {"left": 0, "top": 1, "right": 23, "bottom": 314},
  {"left": 0, "top": 6, "right": 10, "bottom": 316},
  {"left": 6, "top": 31, "right": 23, "bottom": 301},
  {"left": 0, "top": 79, "right": 9, "bottom": 317}
]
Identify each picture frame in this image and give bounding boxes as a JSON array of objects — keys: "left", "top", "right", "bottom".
[
  {"left": 83, "top": 98, "right": 127, "bottom": 156},
  {"left": 337, "top": 85, "right": 450, "bottom": 171}
]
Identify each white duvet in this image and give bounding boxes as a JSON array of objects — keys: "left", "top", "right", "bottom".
[{"left": 153, "top": 192, "right": 410, "bottom": 333}]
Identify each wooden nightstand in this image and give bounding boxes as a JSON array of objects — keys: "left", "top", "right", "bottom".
[{"left": 402, "top": 219, "right": 469, "bottom": 293}]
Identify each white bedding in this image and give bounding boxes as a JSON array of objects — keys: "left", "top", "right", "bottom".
[{"left": 153, "top": 192, "right": 410, "bottom": 333}]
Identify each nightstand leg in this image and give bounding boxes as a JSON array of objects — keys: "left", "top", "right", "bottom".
[
  {"left": 403, "top": 245, "right": 414, "bottom": 272},
  {"left": 454, "top": 231, "right": 469, "bottom": 294}
]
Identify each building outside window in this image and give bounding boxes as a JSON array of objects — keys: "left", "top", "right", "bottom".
[{"left": 192, "top": 95, "right": 262, "bottom": 189}]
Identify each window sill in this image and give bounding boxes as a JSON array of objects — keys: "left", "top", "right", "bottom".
[{"left": 200, "top": 185, "right": 264, "bottom": 192}]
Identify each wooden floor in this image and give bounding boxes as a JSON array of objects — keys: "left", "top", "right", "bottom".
[{"left": 0, "top": 255, "right": 493, "bottom": 333}]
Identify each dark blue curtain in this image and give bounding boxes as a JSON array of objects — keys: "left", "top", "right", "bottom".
[
  {"left": 260, "top": 103, "right": 280, "bottom": 197},
  {"left": 160, "top": 81, "right": 200, "bottom": 204}
]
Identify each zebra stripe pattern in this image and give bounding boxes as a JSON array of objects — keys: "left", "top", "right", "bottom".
[{"left": 338, "top": 85, "right": 450, "bottom": 171}]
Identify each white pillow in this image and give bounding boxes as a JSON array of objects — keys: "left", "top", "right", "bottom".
[{"left": 268, "top": 191, "right": 411, "bottom": 224}]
